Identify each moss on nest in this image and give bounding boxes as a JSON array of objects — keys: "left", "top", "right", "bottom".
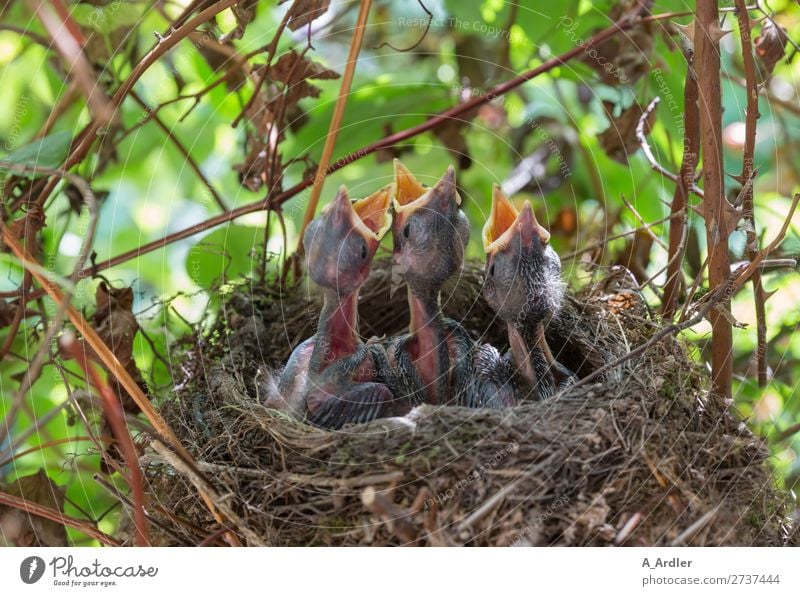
[{"left": 143, "top": 263, "right": 795, "bottom": 546}]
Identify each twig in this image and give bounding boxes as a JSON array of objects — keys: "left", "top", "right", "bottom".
[
  {"left": 457, "top": 479, "right": 521, "bottom": 532},
  {"left": 561, "top": 213, "right": 674, "bottom": 260},
  {"left": 636, "top": 97, "right": 704, "bottom": 199},
  {"left": 614, "top": 512, "right": 643, "bottom": 545},
  {"left": 678, "top": 255, "right": 709, "bottom": 324},
  {"left": 774, "top": 422, "right": 800, "bottom": 443},
  {"left": 374, "top": 0, "right": 432, "bottom": 52},
  {"left": 0, "top": 23, "right": 51, "bottom": 47},
  {"left": 734, "top": 0, "right": 768, "bottom": 387},
  {"left": 0, "top": 490, "right": 121, "bottom": 546},
  {"left": 620, "top": 194, "right": 668, "bottom": 251},
  {"left": 297, "top": 0, "right": 374, "bottom": 252},
  {"left": 93, "top": 474, "right": 189, "bottom": 546},
  {"left": 141, "top": 455, "right": 405, "bottom": 486},
  {"left": 662, "top": 52, "right": 700, "bottom": 319},
  {"left": 130, "top": 92, "right": 227, "bottom": 211},
  {"left": 669, "top": 506, "right": 719, "bottom": 546},
  {"left": 0, "top": 436, "right": 96, "bottom": 470}
]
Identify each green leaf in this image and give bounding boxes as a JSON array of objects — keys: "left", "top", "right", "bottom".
[
  {"left": 0, "top": 131, "right": 72, "bottom": 172},
  {"left": 186, "top": 225, "right": 266, "bottom": 288},
  {"left": 287, "top": 83, "right": 451, "bottom": 164},
  {"left": 72, "top": 3, "right": 147, "bottom": 35}
]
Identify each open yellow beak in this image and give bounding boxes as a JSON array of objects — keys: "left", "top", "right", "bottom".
[
  {"left": 391, "top": 161, "right": 461, "bottom": 223},
  {"left": 392, "top": 159, "right": 427, "bottom": 208},
  {"left": 482, "top": 185, "right": 550, "bottom": 254},
  {"left": 322, "top": 185, "right": 392, "bottom": 243},
  {"left": 353, "top": 186, "right": 392, "bottom": 241}
]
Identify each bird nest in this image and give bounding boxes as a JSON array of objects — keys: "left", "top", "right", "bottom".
[{"left": 143, "top": 262, "right": 795, "bottom": 546}]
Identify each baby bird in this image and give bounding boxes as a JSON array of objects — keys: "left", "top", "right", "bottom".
[
  {"left": 267, "top": 186, "right": 406, "bottom": 429},
  {"left": 482, "top": 186, "right": 571, "bottom": 400},
  {"left": 389, "top": 161, "right": 515, "bottom": 408},
  {"left": 389, "top": 161, "right": 470, "bottom": 405}
]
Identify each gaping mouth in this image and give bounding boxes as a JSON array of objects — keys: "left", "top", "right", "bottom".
[
  {"left": 391, "top": 161, "right": 461, "bottom": 217},
  {"left": 322, "top": 185, "right": 392, "bottom": 243},
  {"left": 352, "top": 186, "right": 392, "bottom": 241},
  {"left": 482, "top": 185, "right": 550, "bottom": 254},
  {"left": 392, "top": 159, "right": 427, "bottom": 208}
]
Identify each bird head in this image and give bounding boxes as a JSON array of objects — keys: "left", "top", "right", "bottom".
[
  {"left": 390, "top": 160, "right": 470, "bottom": 295},
  {"left": 304, "top": 185, "right": 392, "bottom": 295},
  {"left": 482, "top": 185, "right": 563, "bottom": 327}
]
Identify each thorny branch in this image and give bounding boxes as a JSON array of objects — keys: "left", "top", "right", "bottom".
[
  {"left": 696, "top": 0, "right": 733, "bottom": 401},
  {"left": 734, "top": 0, "right": 769, "bottom": 387}
]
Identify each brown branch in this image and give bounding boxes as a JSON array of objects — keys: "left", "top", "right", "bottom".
[
  {"left": 28, "top": 0, "right": 114, "bottom": 124},
  {"left": 696, "top": 0, "right": 733, "bottom": 401},
  {"left": 662, "top": 52, "right": 700, "bottom": 319},
  {"left": 775, "top": 422, "right": 800, "bottom": 443},
  {"left": 0, "top": 490, "right": 122, "bottom": 546},
  {"left": 0, "top": 23, "right": 51, "bottom": 47},
  {"left": 32, "top": 0, "right": 240, "bottom": 209},
  {"left": 130, "top": 92, "right": 227, "bottom": 211},
  {"left": 79, "top": 6, "right": 651, "bottom": 278},
  {"left": 297, "top": 0, "right": 375, "bottom": 252},
  {"left": 734, "top": 0, "right": 768, "bottom": 387}
]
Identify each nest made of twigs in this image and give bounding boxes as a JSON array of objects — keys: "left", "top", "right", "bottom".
[{"left": 142, "top": 262, "right": 795, "bottom": 546}]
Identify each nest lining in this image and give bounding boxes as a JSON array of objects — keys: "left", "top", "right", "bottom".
[{"left": 141, "top": 263, "right": 794, "bottom": 546}]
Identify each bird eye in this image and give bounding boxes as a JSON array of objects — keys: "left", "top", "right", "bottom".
[
  {"left": 361, "top": 242, "right": 368, "bottom": 260},
  {"left": 403, "top": 222, "right": 411, "bottom": 239},
  {"left": 489, "top": 263, "right": 495, "bottom": 277}
]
